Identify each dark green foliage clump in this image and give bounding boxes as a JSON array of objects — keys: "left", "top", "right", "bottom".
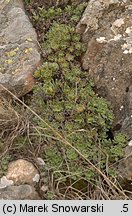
[
  {"left": 32, "top": 19, "right": 126, "bottom": 184},
  {"left": 24, "top": 1, "right": 88, "bottom": 42},
  {"left": 0, "top": 0, "right": 127, "bottom": 200}
]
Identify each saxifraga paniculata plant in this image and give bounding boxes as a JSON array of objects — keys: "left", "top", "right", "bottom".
[{"left": 30, "top": 3, "right": 127, "bottom": 195}]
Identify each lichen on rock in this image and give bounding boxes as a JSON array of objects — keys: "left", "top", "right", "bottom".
[
  {"left": 76, "top": 0, "right": 132, "bottom": 138},
  {"left": 0, "top": 0, "right": 41, "bottom": 97}
]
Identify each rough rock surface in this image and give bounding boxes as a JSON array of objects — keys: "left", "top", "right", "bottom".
[
  {"left": 118, "top": 145, "right": 132, "bottom": 182},
  {"left": 0, "top": 0, "right": 41, "bottom": 97},
  {"left": 6, "top": 159, "right": 39, "bottom": 185},
  {"left": 76, "top": 0, "right": 132, "bottom": 137},
  {"left": 0, "top": 184, "right": 40, "bottom": 200}
]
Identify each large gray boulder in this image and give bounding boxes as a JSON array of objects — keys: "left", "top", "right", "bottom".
[
  {"left": 118, "top": 145, "right": 132, "bottom": 185},
  {"left": 76, "top": 0, "right": 132, "bottom": 138},
  {"left": 0, "top": 0, "right": 41, "bottom": 97}
]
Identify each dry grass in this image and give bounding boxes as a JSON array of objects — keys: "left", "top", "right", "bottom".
[
  {"left": 0, "top": 97, "right": 20, "bottom": 158},
  {"left": 0, "top": 84, "right": 131, "bottom": 199}
]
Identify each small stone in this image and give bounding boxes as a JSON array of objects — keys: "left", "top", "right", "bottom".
[
  {"left": 36, "top": 157, "right": 45, "bottom": 166},
  {"left": 41, "top": 185, "right": 48, "bottom": 193},
  {"left": 6, "top": 159, "right": 39, "bottom": 186},
  {"left": 0, "top": 185, "right": 40, "bottom": 200},
  {"left": 0, "top": 176, "right": 14, "bottom": 189},
  {"left": 128, "top": 140, "right": 132, "bottom": 147}
]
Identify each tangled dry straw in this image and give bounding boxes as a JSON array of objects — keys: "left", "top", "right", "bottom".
[
  {"left": 0, "top": 96, "right": 29, "bottom": 160},
  {"left": 0, "top": 98, "right": 19, "bottom": 132}
]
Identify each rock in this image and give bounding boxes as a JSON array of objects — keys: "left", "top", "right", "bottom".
[
  {"left": 36, "top": 157, "right": 45, "bottom": 166},
  {"left": 0, "top": 184, "right": 40, "bottom": 200},
  {"left": 0, "top": 176, "right": 13, "bottom": 189},
  {"left": 41, "top": 185, "right": 48, "bottom": 193},
  {"left": 6, "top": 159, "right": 39, "bottom": 186},
  {"left": 76, "top": 0, "right": 132, "bottom": 137},
  {"left": 0, "top": 0, "right": 41, "bottom": 97},
  {"left": 118, "top": 146, "right": 132, "bottom": 181},
  {"left": 121, "top": 86, "right": 132, "bottom": 138}
]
